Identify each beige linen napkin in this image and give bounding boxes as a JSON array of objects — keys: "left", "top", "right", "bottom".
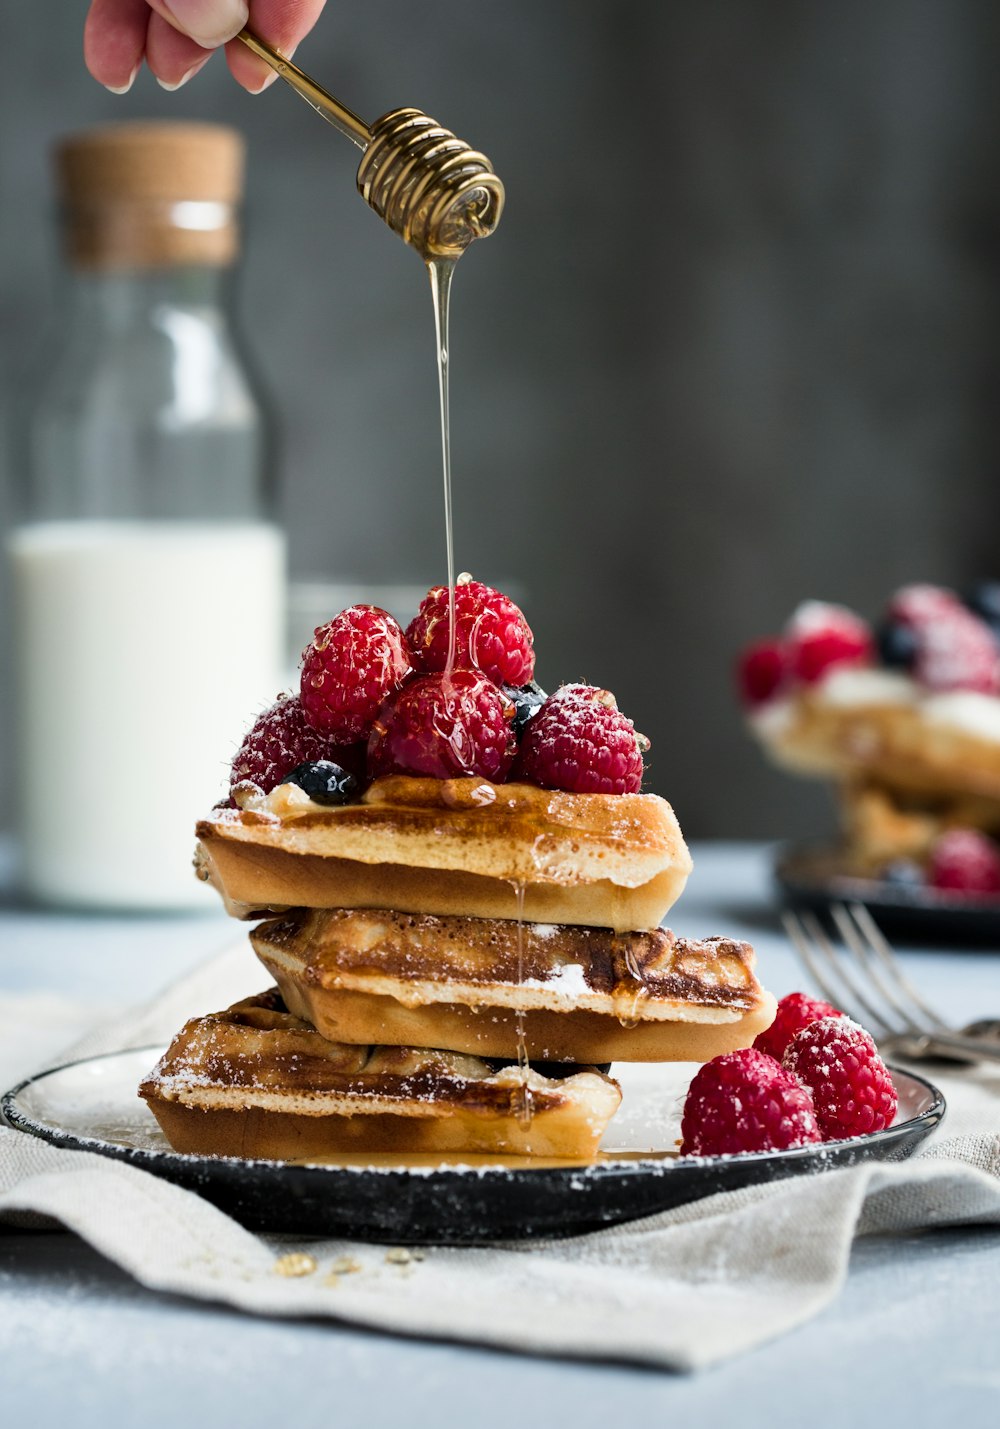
[{"left": 2, "top": 944, "right": 1000, "bottom": 1373}]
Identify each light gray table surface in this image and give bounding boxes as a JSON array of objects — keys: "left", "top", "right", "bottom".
[{"left": 2, "top": 842, "right": 999, "bottom": 1427}]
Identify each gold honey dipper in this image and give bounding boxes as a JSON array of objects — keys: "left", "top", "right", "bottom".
[{"left": 237, "top": 29, "right": 505, "bottom": 259}]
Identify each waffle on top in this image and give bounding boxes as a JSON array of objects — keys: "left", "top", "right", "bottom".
[{"left": 195, "top": 773, "right": 692, "bottom": 929}]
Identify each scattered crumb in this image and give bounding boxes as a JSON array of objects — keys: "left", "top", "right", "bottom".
[
  {"left": 385, "top": 1248, "right": 414, "bottom": 1265},
  {"left": 273, "top": 1253, "right": 318, "bottom": 1278},
  {"left": 330, "top": 1255, "right": 362, "bottom": 1274}
]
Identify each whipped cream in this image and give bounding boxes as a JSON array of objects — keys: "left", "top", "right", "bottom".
[
  {"left": 813, "top": 667, "right": 916, "bottom": 708},
  {"left": 922, "top": 691, "right": 1000, "bottom": 742},
  {"left": 747, "top": 700, "right": 797, "bottom": 741},
  {"left": 749, "top": 664, "right": 1000, "bottom": 747}
]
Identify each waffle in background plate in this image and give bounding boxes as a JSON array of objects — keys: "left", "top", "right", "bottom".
[{"left": 738, "top": 585, "right": 1000, "bottom": 896}]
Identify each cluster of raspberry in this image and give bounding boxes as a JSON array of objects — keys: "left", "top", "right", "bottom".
[
  {"left": 681, "top": 993, "right": 898, "bottom": 1156},
  {"left": 229, "top": 574, "right": 647, "bottom": 807}
]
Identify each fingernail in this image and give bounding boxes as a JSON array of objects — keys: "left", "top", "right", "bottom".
[
  {"left": 157, "top": 59, "right": 208, "bottom": 92},
  {"left": 164, "top": 0, "right": 249, "bottom": 49},
  {"left": 105, "top": 65, "right": 140, "bottom": 95},
  {"left": 250, "top": 68, "right": 280, "bottom": 95}
]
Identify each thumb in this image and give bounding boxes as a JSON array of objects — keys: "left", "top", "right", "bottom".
[{"left": 148, "top": 0, "right": 249, "bottom": 49}]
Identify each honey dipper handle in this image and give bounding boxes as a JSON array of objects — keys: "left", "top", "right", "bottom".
[{"left": 237, "top": 29, "right": 371, "bottom": 149}]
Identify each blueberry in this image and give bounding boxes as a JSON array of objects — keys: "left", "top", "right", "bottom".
[
  {"left": 504, "top": 680, "right": 548, "bottom": 737},
  {"left": 284, "top": 760, "right": 359, "bottom": 805},
  {"left": 881, "top": 859, "right": 924, "bottom": 889},
  {"left": 876, "top": 621, "right": 919, "bottom": 670},
  {"left": 964, "top": 582, "right": 1000, "bottom": 632}
]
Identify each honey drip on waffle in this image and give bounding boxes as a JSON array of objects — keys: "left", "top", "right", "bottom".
[{"left": 614, "top": 936, "right": 647, "bottom": 1030}]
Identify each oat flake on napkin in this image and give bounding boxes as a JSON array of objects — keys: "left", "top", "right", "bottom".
[{"left": 2, "top": 940, "right": 1000, "bottom": 1373}]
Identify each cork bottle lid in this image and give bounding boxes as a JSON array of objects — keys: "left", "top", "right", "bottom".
[{"left": 55, "top": 121, "right": 246, "bottom": 270}]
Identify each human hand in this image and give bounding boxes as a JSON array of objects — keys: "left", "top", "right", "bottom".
[{"left": 84, "top": 0, "right": 328, "bottom": 94}]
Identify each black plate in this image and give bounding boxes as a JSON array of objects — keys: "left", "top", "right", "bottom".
[
  {"left": 776, "top": 841, "right": 1000, "bottom": 944},
  {"left": 2, "top": 1047, "right": 946, "bottom": 1244}
]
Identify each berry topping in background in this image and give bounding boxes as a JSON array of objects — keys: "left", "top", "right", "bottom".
[
  {"left": 505, "top": 679, "right": 548, "bottom": 736},
  {"left": 301, "top": 605, "right": 414, "bottom": 742},
  {"left": 515, "top": 684, "right": 647, "bottom": 795},
  {"left": 283, "top": 760, "right": 360, "bottom": 806},
  {"left": 783, "top": 1016, "right": 897, "bottom": 1139},
  {"left": 881, "top": 859, "right": 925, "bottom": 889},
  {"left": 886, "top": 583, "right": 962, "bottom": 626},
  {"left": 680, "top": 1048, "right": 822, "bottom": 1156},
  {"left": 753, "top": 990, "right": 843, "bottom": 1061},
  {"left": 885, "top": 584, "right": 1000, "bottom": 694},
  {"left": 406, "top": 575, "right": 535, "bottom": 687},
  {"left": 785, "top": 601, "right": 873, "bottom": 684},
  {"left": 928, "top": 828, "right": 1000, "bottom": 896},
  {"left": 964, "top": 581, "right": 1000, "bottom": 635},
  {"left": 875, "top": 620, "right": 920, "bottom": 671},
  {"left": 367, "top": 670, "right": 516, "bottom": 782},
  {"left": 736, "top": 638, "right": 787, "bottom": 707},
  {"left": 230, "top": 694, "right": 351, "bottom": 797},
  {"left": 915, "top": 611, "right": 1000, "bottom": 694}
]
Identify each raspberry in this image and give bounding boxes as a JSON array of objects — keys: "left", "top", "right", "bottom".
[
  {"left": 367, "top": 670, "right": 516, "bottom": 782},
  {"left": 783, "top": 1016, "right": 897, "bottom": 1140},
  {"left": 885, "top": 585, "right": 1000, "bottom": 694},
  {"left": 300, "top": 605, "right": 413, "bottom": 742},
  {"left": 886, "top": 583, "right": 963, "bottom": 626},
  {"left": 230, "top": 694, "right": 355, "bottom": 797},
  {"left": 544, "top": 683, "right": 595, "bottom": 705},
  {"left": 753, "top": 991, "right": 842, "bottom": 1061},
  {"left": 406, "top": 576, "right": 534, "bottom": 687},
  {"left": 928, "top": 828, "right": 1000, "bottom": 896},
  {"left": 515, "top": 685, "right": 646, "bottom": 795},
  {"left": 680, "top": 1048, "right": 821, "bottom": 1157},
  {"left": 736, "top": 638, "right": 787, "bottom": 706},
  {"left": 914, "top": 611, "right": 1000, "bottom": 694},
  {"left": 785, "top": 601, "right": 873, "bottom": 684}
]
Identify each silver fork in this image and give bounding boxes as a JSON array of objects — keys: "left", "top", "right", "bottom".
[{"left": 782, "top": 903, "right": 1000, "bottom": 1064}]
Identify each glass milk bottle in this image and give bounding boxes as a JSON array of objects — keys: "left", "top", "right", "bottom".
[{"left": 8, "top": 122, "right": 286, "bottom": 909}]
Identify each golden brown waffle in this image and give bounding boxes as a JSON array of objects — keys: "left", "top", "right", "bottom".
[
  {"left": 754, "top": 688, "right": 1000, "bottom": 804},
  {"left": 195, "top": 774, "right": 692, "bottom": 930},
  {"left": 139, "top": 990, "right": 622, "bottom": 1161},
  {"left": 250, "top": 907, "right": 776, "bottom": 1063},
  {"left": 838, "top": 779, "right": 1000, "bottom": 871}
]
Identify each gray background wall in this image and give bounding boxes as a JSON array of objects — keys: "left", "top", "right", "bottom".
[{"left": 2, "top": 0, "right": 999, "bottom": 840}]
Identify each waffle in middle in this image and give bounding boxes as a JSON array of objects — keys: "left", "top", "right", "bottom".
[{"left": 252, "top": 905, "right": 774, "bottom": 1064}]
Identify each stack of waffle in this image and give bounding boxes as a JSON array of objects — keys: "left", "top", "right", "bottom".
[
  {"left": 140, "top": 773, "right": 775, "bottom": 1161},
  {"left": 739, "top": 589, "right": 1000, "bottom": 877}
]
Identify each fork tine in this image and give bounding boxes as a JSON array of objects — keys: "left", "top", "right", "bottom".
[
  {"left": 782, "top": 909, "right": 894, "bottom": 1039},
  {"left": 846, "top": 902, "right": 948, "bottom": 1031},
  {"left": 781, "top": 911, "right": 844, "bottom": 1006},
  {"left": 798, "top": 910, "right": 897, "bottom": 1037},
  {"left": 829, "top": 904, "right": 926, "bottom": 1037}
]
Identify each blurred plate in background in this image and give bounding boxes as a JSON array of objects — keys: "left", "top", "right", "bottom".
[{"left": 776, "top": 842, "right": 1000, "bottom": 945}]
